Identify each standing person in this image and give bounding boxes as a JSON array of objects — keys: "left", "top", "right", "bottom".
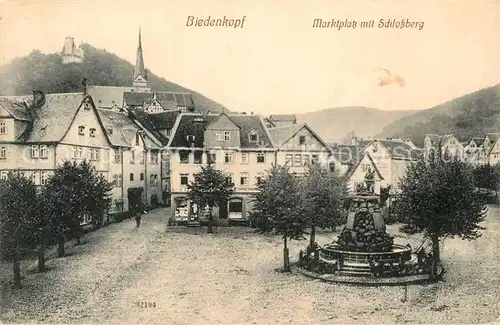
[{"left": 135, "top": 205, "right": 142, "bottom": 228}]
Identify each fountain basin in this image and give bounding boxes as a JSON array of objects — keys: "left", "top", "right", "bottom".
[{"left": 319, "top": 243, "right": 412, "bottom": 276}]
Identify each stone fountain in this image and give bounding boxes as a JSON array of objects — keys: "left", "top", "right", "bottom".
[{"left": 317, "top": 170, "right": 411, "bottom": 277}]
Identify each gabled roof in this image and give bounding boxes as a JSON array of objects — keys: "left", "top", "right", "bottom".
[
  {"left": 205, "top": 112, "right": 240, "bottom": 131},
  {"left": 87, "top": 86, "right": 137, "bottom": 108},
  {"left": 97, "top": 109, "right": 139, "bottom": 147},
  {"left": 127, "top": 109, "right": 169, "bottom": 145},
  {"left": 124, "top": 91, "right": 195, "bottom": 110},
  {"left": 267, "top": 124, "right": 304, "bottom": 146},
  {"left": 0, "top": 98, "right": 32, "bottom": 121},
  {"left": 345, "top": 152, "right": 384, "bottom": 180},
  {"left": 168, "top": 113, "right": 274, "bottom": 149},
  {"left": 124, "top": 92, "right": 152, "bottom": 106},
  {"left": 269, "top": 114, "right": 296, "bottom": 122},
  {"left": 23, "top": 93, "right": 86, "bottom": 143},
  {"left": 268, "top": 123, "right": 333, "bottom": 153},
  {"left": 147, "top": 109, "right": 181, "bottom": 130},
  {"left": 368, "top": 139, "right": 420, "bottom": 160},
  {"left": 156, "top": 92, "right": 195, "bottom": 109}
]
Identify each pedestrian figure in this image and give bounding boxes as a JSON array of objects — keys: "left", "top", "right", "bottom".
[{"left": 135, "top": 210, "right": 142, "bottom": 228}]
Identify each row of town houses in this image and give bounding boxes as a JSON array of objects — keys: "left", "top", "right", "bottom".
[{"left": 1, "top": 31, "right": 498, "bottom": 224}]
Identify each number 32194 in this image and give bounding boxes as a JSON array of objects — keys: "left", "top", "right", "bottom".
[{"left": 137, "top": 301, "right": 156, "bottom": 308}]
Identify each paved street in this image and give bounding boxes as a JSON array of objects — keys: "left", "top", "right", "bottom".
[{"left": 1, "top": 207, "right": 500, "bottom": 324}]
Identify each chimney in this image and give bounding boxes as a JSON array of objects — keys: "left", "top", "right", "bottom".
[
  {"left": 32, "top": 90, "right": 45, "bottom": 109},
  {"left": 82, "top": 78, "right": 87, "bottom": 95}
]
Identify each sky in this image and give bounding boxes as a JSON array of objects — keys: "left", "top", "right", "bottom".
[{"left": 1, "top": 0, "right": 499, "bottom": 115}]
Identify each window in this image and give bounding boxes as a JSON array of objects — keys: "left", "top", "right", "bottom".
[
  {"left": 84, "top": 102, "right": 91, "bottom": 110},
  {"left": 194, "top": 151, "right": 203, "bottom": 164},
  {"left": 90, "top": 148, "right": 100, "bottom": 161},
  {"left": 257, "top": 153, "right": 265, "bottom": 163},
  {"left": 107, "top": 128, "right": 113, "bottom": 135},
  {"left": 226, "top": 173, "right": 234, "bottom": 185},
  {"left": 139, "top": 151, "right": 145, "bottom": 164},
  {"left": 186, "top": 135, "right": 195, "bottom": 142},
  {"left": 224, "top": 152, "right": 233, "bottom": 164},
  {"left": 299, "top": 135, "right": 306, "bottom": 145},
  {"left": 73, "top": 146, "right": 78, "bottom": 158},
  {"left": 216, "top": 131, "right": 223, "bottom": 141},
  {"left": 113, "top": 148, "right": 122, "bottom": 164},
  {"left": 0, "top": 121, "right": 6, "bottom": 134},
  {"left": 180, "top": 174, "right": 189, "bottom": 185},
  {"left": 256, "top": 172, "right": 264, "bottom": 185},
  {"left": 78, "top": 126, "right": 85, "bottom": 135},
  {"left": 32, "top": 171, "right": 40, "bottom": 185},
  {"left": 179, "top": 150, "right": 189, "bottom": 164},
  {"left": 285, "top": 154, "right": 293, "bottom": 165},
  {"left": 302, "top": 154, "right": 310, "bottom": 166},
  {"left": 41, "top": 171, "right": 49, "bottom": 185},
  {"left": 40, "top": 145, "right": 48, "bottom": 159},
  {"left": 0, "top": 146, "right": 6, "bottom": 159},
  {"left": 0, "top": 171, "right": 8, "bottom": 181},
  {"left": 362, "top": 164, "right": 371, "bottom": 172},
  {"left": 130, "top": 173, "right": 134, "bottom": 181},
  {"left": 249, "top": 132, "right": 258, "bottom": 143},
  {"left": 31, "top": 145, "right": 39, "bottom": 158},
  {"left": 166, "top": 129, "right": 172, "bottom": 137},
  {"left": 240, "top": 172, "right": 249, "bottom": 185},
  {"left": 207, "top": 152, "right": 216, "bottom": 164},
  {"left": 89, "top": 128, "right": 96, "bottom": 137},
  {"left": 130, "top": 149, "right": 136, "bottom": 164},
  {"left": 77, "top": 147, "right": 83, "bottom": 159},
  {"left": 372, "top": 142, "right": 378, "bottom": 152},
  {"left": 140, "top": 172, "right": 145, "bottom": 181},
  {"left": 329, "top": 162, "right": 336, "bottom": 173},
  {"left": 150, "top": 151, "right": 159, "bottom": 164},
  {"left": 113, "top": 174, "right": 122, "bottom": 187},
  {"left": 224, "top": 131, "right": 231, "bottom": 141},
  {"left": 311, "top": 155, "right": 319, "bottom": 164},
  {"left": 294, "top": 154, "right": 302, "bottom": 166},
  {"left": 135, "top": 133, "right": 140, "bottom": 146},
  {"left": 240, "top": 152, "right": 248, "bottom": 164},
  {"left": 150, "top": 174, "right": 159, "bottom": 187}
]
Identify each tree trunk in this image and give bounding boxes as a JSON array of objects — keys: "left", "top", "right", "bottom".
[
  {"left": 13, "top": 250, "right": 21, "bottom": 289},
  {"left": 430, "top": 234, "right": 440, "bottom": 280},
  {"left": 431, "top": 235, "right": 440, "bottom": 261},
  {"left": 57, "top": 235, "right": 65, "bottom": 257},
  {"left": 207, "top": 205, "right": 213, "bottom": 234},
  {"left": 38, "top": 233, "right": 46, "bottom": 273},
  {"left": 309, "top": 225, "right": 316, "bottom": 252},
  {"left": 283, "top": 230, "right": 290, "bottom": 272}
]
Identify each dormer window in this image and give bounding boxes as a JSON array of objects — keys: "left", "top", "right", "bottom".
[
  {"left": 84, "top": 102, "right": 91, "bottom": 110},
  {"left": 78, "top": 126, "right": 85, "bottom": 135},
  {"left": 107, "top": 128, "right": 113, "bottom": 135},
  {"left": 186, "top": 135, "right": 196, "bottom": 142},
  {"left": 194, "top": 117, "right": 204, "bottom": 123},
  {"left": 249, "top": 132, "right": 258, "bottom": 143},
  {"left": 89, "top": 128, "right": 96, "bottom": 137}
]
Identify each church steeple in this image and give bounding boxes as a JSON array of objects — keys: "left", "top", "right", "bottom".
[{"left": 133, "top": 27, "right": 147, "bottom": 88}]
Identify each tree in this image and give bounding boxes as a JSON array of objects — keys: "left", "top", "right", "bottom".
[
  {"left": 0, "top": 172, "right": 38, "bottom": 288},
  {"left": 394, "top": 151, "right": 487, "bottom": 278},
  {"left": 187, "top": 162, "right": 234, "bottom": 233},
  {"left": 42, "top": 160, "right": 112, "bottom": 256},
  {"left": 299, "top": 164, "right": 348, "bottom": 252},
  {"left": 473, "top": 163, "right": 500, "bottom": 198},
  {"left": 251, "top": 165, "right": 308, "bottom": 272}
]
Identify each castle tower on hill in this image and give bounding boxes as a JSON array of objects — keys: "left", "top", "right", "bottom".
[
  {"left": 132, "top": 28, "right": 148, "bottom": 88},
  {"left": 61, "top": 37, "right": 84, "bottom": 64}
]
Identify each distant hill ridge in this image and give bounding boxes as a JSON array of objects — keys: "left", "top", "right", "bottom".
[
  {"left": 0, "top": 44, "right": 227, "bottom": 113},
  {"left": 377, "top": 84, "right": 500, "bottom": 146},
  {"left": 296, "top": 106, "right": 418, "bottom": 143}
]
